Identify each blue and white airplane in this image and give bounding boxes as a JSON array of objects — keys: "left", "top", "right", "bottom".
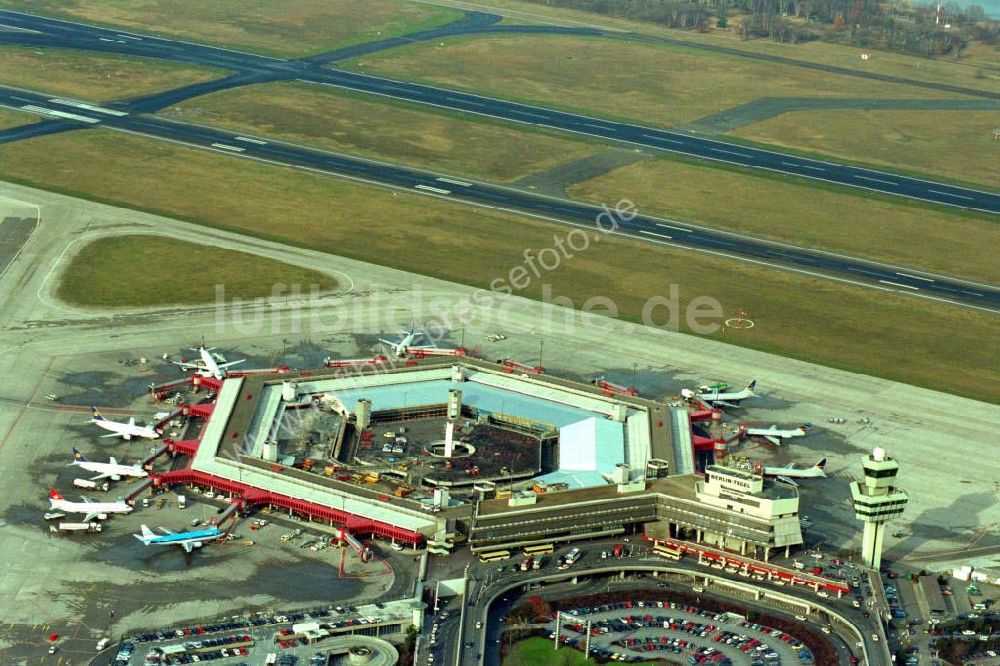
[{"left": 133, "top": 524, "right": 222, "bottom": 553}]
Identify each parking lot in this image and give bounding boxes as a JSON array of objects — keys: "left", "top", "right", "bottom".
[{"left": 550, "top": 598, "right": 818, "bottom": 665}]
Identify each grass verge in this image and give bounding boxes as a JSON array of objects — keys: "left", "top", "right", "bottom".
[
  {"left": 160, "top": 82, "right": 603, "bottom": 182},
  {"left": 566, "top": 156, "right": 1000, "bottom": 284},
  {"left": 0, "top": 107, "right": 35, "bottom": 131},
  {"left": 0, "top": 46, "right": 223, "bottom": 102},
  {"left": 344, "top": 33, "right": 968, "bottom": 130},
  {"left": 56, "top": 235, "right": 339, "bottom": 308},
  {"left": 0, "top": 0, "right": 463, "bottom": 59},
  {"left": 0, "top": 130, "right": 997, "bottom": 402},
  {"left": 503, "top": 637, "right": 594, "bottom": 665},
  {"left": 729, "top": 109, "right": 1000, "bottom": 191}
]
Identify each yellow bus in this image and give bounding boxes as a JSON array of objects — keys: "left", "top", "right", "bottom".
[
  {"left": 478, "top": 549, "right": 512, "bottom": 563},
  {"left": 523, "top": 543, "right": 555, "bottom": 557},
  {"left": 653, "top": 543, "right": 684, "bottom": 561}
]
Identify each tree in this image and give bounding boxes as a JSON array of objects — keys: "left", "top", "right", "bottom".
[{"left": 717, "top": 6, "right": 730, "bottom": 27}]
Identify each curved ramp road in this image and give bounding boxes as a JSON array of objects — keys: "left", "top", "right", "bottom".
[
  {"left": 0, "top": 87, "right": 995, "bottom": 313},
  {"left": 0, "top": 8, "right": 998, "bottom": 214}
]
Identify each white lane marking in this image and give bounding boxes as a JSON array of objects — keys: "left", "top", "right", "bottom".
[
  {"left": 855, "top": 175, "right": 898, "bottom": 186},
  {"left": 210, "top": 143, "right": 245, "bottom": 152},
  {"left": 935, "top": 285, "right": 959, "bottom": 293},
  {"left": 710, "top": 147, "right": 752, "bottom": 158},
  {"left": 415, "top": 184, "right": 451, "bottom": 194},
  {"left": 961, "top": 290, "right": 984, "bottom": 297},
  {"left": 781, "top": 161, "right": 827, "bottom": 172},
  {"left": 583, "top": 123, "right": 616, "bottom": 131},
  {"left": 99, "top": 37, "right": 114, "bottom": 42},
  {"left": 511, "top": 110, "right": 547, "bottom": 119},
  {"left": 114, "top": 33, "right": 142, "bottom": 41},
  {"left": 638, "top": 230, "right": 672, "bottom": 240},
  {"left": 446, "top": 96, "right": 483, "bottom": 107},
  {"left": 19, "top": 104, "right": 99, "bottom": 123},
  {"left": 895, "top": 272, "right": 934, "bottom": 283},
  {"left": 437, "top": 177, "right": 471, "bottom": 187},
  {"left": 657, "top": 223, "right": 691, "bottom": 233},
  {"left": 234, "top": 136, "right": 267, "bottom": 145},
  {"left": 642, "top": 134, "right": 684, "bottom": 145},
  {"left": 927, "top": 189, "right": 974, "bottom": 201},
  {"left": 47, "top": 98, "right": 127, "bottom": 116},
  {"left": 879, "top": 280, "right": 919, "bottom": 290}
]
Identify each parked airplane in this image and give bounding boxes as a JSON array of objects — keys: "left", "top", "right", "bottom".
[
  {"left": 172, "top": 346, "right": 244, "bottom": 380},
  {"left": 743, "top": 424, "right": 811, "bottom": 445},
  {"left": 682, "top": 380, "right": 757, "bottom": 409},
  {"left": 134, "top": 524, "right": 222, "bottom": 553},
  {"left": 48, "top": 488, "right": 132, "bottom": 522},
  {"left": 378, "top": 327, "right": 436, "bottom": 358},
  {"left": 764, "top": 459, "right": 827, "bottom": 487},
  {"left": 70, "top": 448, "right": 147, "bottom": 481},
  {"left": 90, "top": 407, "right": 160, "bottom": 440}
]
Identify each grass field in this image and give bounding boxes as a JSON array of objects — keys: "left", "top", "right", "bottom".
[
  {"left": 0, "top": 0, "right": 462, "bottom": 58},
  {"left": 56, "top": 235, "right": 339, "bottom": 308},
  {"left": 0, "top": 107, "right": 34, "bottom": 131},
  {"left": 0, "top": 46, "right": 222, "bottom": 102},
  {"left": 730, "top": 109, "right": 1000, "bottom": 190},
  {"left": 346, "top": 34, "right": 969, "bottom": 129},
  {"left": 160, "top": 82, "right": 603, "bottom": 182},
  {"left": 461, "top": 0, "right": 1000, "bottom": 92},
  {"left": 0, "top": 131, "right": 997, "bottom": 402},
  {"left": 503, "top": 637, "right": 594, "bottom": 666},
  {"left": 567, "top": 157, "right": 1000, "bottom": 284}
]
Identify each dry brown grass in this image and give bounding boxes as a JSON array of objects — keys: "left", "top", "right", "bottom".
[
  {"left": 730, "top": 109, "right": 1000, "bottom": 189},
  {"left": 57, "top": 235, "right": 339, "bottom": 307},
  {"left": 0, "top": 130, "right": 996, "bottom": 401},
  {"left": 0, "top": 46, "right": 222, "bottom": 102},
  {"left": 452, "top": 0, "right": 1000, "bottom": 92},
  {"left": 0, "top": 107, "right": 34, "bottom": 131},
  {"left": 567, "top": 157, "right": 1000, "bottom": 283},
  {"left": 0, "top": 0, "right": 462, "bottom": 58},
  {"left": 160, "top": 82, "right": 602, "bottom": 182},
  {"left": 346, "top": 34, "right": 969, "bottom": 129}
]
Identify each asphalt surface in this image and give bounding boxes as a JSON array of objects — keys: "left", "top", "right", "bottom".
[
  {"left": 0, "top": 7, "right": 997, "bottom": 217},
  {"left": 1, "top": 84, "right": 996, "bottom": 314}
]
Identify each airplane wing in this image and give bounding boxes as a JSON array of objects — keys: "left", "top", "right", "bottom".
[
  {"left": 182, "top": 541, "right": 194, "bottom": 553},
  {"left": 127, "top": 417, "right": 135, "bottom": 427},
  {"left": 108, "top": 457, "right": 117, "bottom": 466},
  {"left": 100, "top": 432, "right": 121, "bottom": 438},
  {"left": 89, "top": 472, "right": 112, "bottom": 481},
  {"left": 172, "top": 360, "right": 205, "bottom": 370},
  {"left": 80, "top": 496, "right": 92, "bottom": 503},
  {"left": 216, "top": 359, "right": 245, "bottom": 369},
  {"left": 158, "top": 526, "right": 175, "bottom": 535},
  {"left": 83, "top": 511, "right": 100, "bottom": 522},
  {"left": 776, "top": 476, "right": 800, "bottom": 487},
  {"left": 783, "top": 463, "right": 797, "bottom": 470},
  {"left": 713, "top": 400, "right": 740, "bottom": 409},
  {"left": 764, "top": 435, "right": 781, "bottom": 445}
]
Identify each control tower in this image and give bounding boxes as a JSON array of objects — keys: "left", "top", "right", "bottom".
[{"left": 851, "top": 447, "right": 908, "bottom": 569}]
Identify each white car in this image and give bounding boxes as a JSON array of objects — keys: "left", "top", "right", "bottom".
[
  {"left": 821, "top": 626, "right": 832, "bottom": 634},
  {"left": 794, "top": 615, "right": 807, "bottom": 621}
]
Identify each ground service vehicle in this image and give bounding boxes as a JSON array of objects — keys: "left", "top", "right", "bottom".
[
  {"left": 653, "top": 543, "right": 684, "bottom": 560},
  {"left": 478, "top": 549, "right": 511, "bottom": 563}
]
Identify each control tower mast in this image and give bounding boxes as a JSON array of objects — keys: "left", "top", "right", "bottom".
[{"left": 851, "top": 447, "right": 908, "bottom": 569}]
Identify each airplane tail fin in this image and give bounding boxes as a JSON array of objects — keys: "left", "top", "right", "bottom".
[
  {"left": 800, "top": 424, "right": 812, "bottom": 432},
  {"left": 815, "top": 458, "right": 827, "bottom": 472},
  {"left": 746, "top": 379, "right": 757, "bottom": 392},
  {"left": 90, "top": 406, "right": 105, "bottom": 421},
  {"left": 72, "top": 447, "right": 87, "bottom": 463},
  {"left": 49, "top": 488, "right": 64, "bottom": 502}
]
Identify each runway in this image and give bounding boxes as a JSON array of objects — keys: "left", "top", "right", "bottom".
[
  {"left": 0, "top": 85, "right": 996, "bottom": 313},
  {"left": 0, "top": 8, "right": 997, "bottom": 215}
]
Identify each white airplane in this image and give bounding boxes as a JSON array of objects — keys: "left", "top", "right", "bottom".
[
  {"left": 743, "top": 423, "right": 811, "bottom": 445},
  {"left": 682, "top": 380, "right": 757, "bottom": 409},
  {"left": 378, "top": 327, "right": 436, "bottom": 358},
  {"left": 90, "top": 407, "right": 160, "bottom": 441},
  {"left": 172, "top": 346, "right": 244, "bottom": 380},
  {"left": 48, "top": 488, "right": 132, "bottom": 522},
  {"left": 764, "top": 459, "right": 827, "bottom": 487},
  {"left": 70, "top": 448, "right": 147, "bottom": 481},
  {"left": 134, "top": 524, "right": 222, "bottom": 554}
]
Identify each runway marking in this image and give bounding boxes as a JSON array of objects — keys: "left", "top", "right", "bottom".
[
  {"left": 781, "top": 161, "right": 826, "bottom": 172},
  {"left": 935, "top": 285, "right": 959, "bottom": 292},
  {"left": 927, "top": 189, "right": 973, "bottom": 201},
  {"left": 710, "top": 147, "right": 752, "bottom": 159},
  {"left": 848, "top": 267, "right": 885, "bottom": 278},
  {"left": 657, "top": 223, "right": 691, "bottom": 233},
  {"left": 114, "top": 33, "right": 142, "bottom": 41},
  {"left": 234, "top": 136, "right": 267, "bottom": 145},
  {"left": 512, "top": 110, "right": 546, "bottom": 119},
  {"left": 18, "top": 105, "right": 99, "bottom": 123},
  {"left": 446, "top": 96, "right": 482, "bottom": 107},
  {"left": 437, "top": 177, "right": 471, "bottom": 187},
  {"left": 878, "top": 280, "right": 919, "bottom": 290},
  {"left": 99, "top": 37, "right": 114, "bottom": 42},
  {"left": 895, "top": 272, "right": 934, "bottom": 283},
  {"left": 854, "top": 175, "right": 898, "bottom": 186},
  {"left": 961, "top": 289, "right": 984, "bottom": 297},
  {"left": 210, "top": 143, "right": 245, "bottom": 152},
  {"left": 415, "top": 184, "right": 451, "bottom": 195},
  {"left": 47, "top": 98, "right": 127, "bottom": 116},
  {"left": 638, "top": 230, "right": 672, "bottom": 240},
  {"left": 642, "top": 134, "right": 684, "bottom": 145},
  {"left": 583, "top": 123, "right": 616, "bottom": 131}
]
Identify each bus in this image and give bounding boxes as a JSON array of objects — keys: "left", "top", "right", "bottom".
[
  {"left": 564, "top": 547, "right": 582, "bottom": 564},
  {"left": 523, "top": 543, "right": 555, "bottom": 557},
  {"left": 478, "top": 549, "right": 512, "bottom": 563},
  {"left": 653, "top": 543, "right": 684, "bottom": 561}
]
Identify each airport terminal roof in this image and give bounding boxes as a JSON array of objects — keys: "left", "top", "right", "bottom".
[{"left": 534, "top": 417, "right": 625, "bottom": 490}]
